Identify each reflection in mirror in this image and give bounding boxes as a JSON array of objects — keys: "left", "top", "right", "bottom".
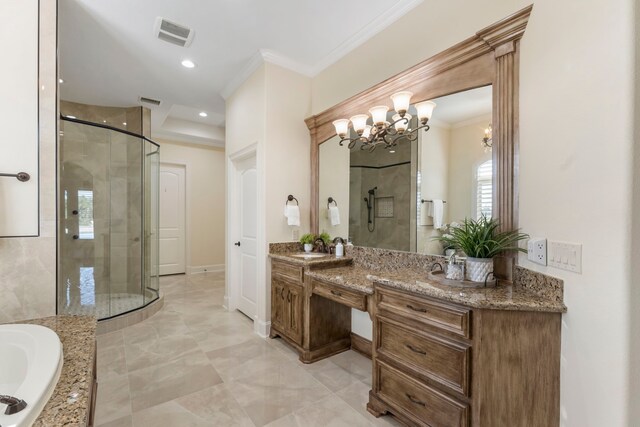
[{"left": 318, "top": 85, "right": 492, "bottom": 256}]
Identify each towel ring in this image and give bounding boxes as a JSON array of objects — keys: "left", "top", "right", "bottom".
[
  {"left": 285, "top": 195, "right": 299, "bottom": 205},
  {"left": 327, "top": 197, "right": 338, "bottom": 208},
  {"left": 421, "top": 199, "right": 447, "bottom": 204}
]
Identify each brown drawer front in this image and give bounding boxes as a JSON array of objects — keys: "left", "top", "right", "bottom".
[
  {"left": 272, "top": 261, "right": 304, "bottom": 284},
  {"left": 312, "top": 279, "right": 367, "bottom": 311},
  {"left": 379, "top": 320, "right": 470, "bottom": 396},
  {"left": 378, "top": 289, "right": 470, "bottom": 338},
  {"left": 377, "top": 361, "right": 469, "bottom": 427}
]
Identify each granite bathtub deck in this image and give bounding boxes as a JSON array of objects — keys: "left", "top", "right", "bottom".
[
  {"left": 306, "top": 266, "right": 566, "bottom": 313},
  {"left": 18, "top": 315, "right": 97, "bottom": 427}
]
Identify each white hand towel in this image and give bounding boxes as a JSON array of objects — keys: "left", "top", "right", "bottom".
[
  {"left": 432, "top": 199, "right": 444, "bottom": 229},
  {"left": 285, "top": 205, "right": 301, "bottom": 226},
  {"left": 419, "top": 202, "right": 433, "bottom": 226},
  {"left": 329, "top": 206, "right": 341, "bottom": 226}
]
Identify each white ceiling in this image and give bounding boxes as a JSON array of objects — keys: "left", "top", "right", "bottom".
[
  {"left": 428, "top": 85, "right": 493, "bottom": 126},
  {"left": 58, "top": 0, "right": 423, "bottom": 147}
]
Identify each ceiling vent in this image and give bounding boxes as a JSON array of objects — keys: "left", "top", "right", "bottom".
[
  {"left": 154, "top": 17, "right": 194, "bottom": 47},
  {"left": 139, "top": 96, "right": 162, "bottom": 106}
]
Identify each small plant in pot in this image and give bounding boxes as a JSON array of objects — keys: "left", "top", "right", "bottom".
[
  {"left": 434, "top": 216, "right": 529, "bottom": 282},
  {"left": 300, "top": 233, "right": 316, "bottom": 253}
]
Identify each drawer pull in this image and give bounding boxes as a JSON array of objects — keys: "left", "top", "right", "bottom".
[
  {"left": 330, "top": 290, "right": 343, "bottom": 297},
  {"left": 287, "top": 290, "right": 291, "bottom": 302},
  {"left": 406, "top": 344, "right": 427, "bottom": 355},
  {"left": 406, "top": 393, "right": 426, "bottom": 407},
  {"left": 280, "top": 288, "right": 285, "bottom": 299},
  {"left": 406, "top": 304, "right": 427, "bottom": 313}
]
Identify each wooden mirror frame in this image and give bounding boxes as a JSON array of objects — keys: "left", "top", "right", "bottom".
[{"left": 305, "top": 6, "right": 532, "bottom": 272}]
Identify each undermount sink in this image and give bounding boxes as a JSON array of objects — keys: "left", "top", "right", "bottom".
[
  {"left": 427, "top": 270, "right": 492, "bottom": 288},
  {"left": 289, "top": 253, "right": 329, "bottom": 259},
  {"left": 0, "top": 324, "right": 63, "bottom": 427}
]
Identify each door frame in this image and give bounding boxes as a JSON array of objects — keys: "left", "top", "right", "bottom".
[
  {"left": 226, "top": 142, "right": 268, "bottom": 337},
  {"left": 159, "top": 162, "right": 189, "bottom": 275}
]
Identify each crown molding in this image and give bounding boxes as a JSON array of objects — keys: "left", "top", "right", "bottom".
[
  {"left": 221, "top": 0, "right": 424, "bottom": 100},
  {"left": 220, "top": 50, "right": 265, "bottom": 100},
  {"left": 309, "top": 0, "right": 424, "bottom": 75}
]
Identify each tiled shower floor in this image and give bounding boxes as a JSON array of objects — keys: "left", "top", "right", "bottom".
[{"left": 94, "top": 272, "right": 403, "bottom": 427}]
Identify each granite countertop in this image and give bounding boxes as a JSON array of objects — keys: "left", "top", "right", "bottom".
[
  {"left": 306, "top": 266, "right": 375, "bottom": 295},
  {"left": 17, "top": 315, "right": 97, "bottom": 427},
  {"left": 269, "top": 252, "right": 353, "bottom": 268},
  {"left": 306, "top": 266, "right": 566, "bottom": 313}
]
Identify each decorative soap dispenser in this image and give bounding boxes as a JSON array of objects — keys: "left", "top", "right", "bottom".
[{"left": 333, "top": 237, "right": 345, "bottom": 257}]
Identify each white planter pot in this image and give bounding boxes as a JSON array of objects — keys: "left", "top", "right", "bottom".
[
  {"left": 465, "top": 257, "right": 494, "bottom": 282},
  {"left": 304, "top": 243, "right": 313, "bottom": 253}
]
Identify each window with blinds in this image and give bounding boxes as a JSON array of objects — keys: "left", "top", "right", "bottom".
[{"left": 476, "top": 160, "right": 492, "bottom": 219}]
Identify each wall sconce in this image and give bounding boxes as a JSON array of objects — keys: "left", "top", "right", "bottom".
[{"left": 482, "top": 124, "right": 493, "bottom": 152}]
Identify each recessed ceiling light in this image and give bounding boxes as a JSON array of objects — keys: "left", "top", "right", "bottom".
[
  {"left": 66, "top": 115, "right": 76, "bottom": 119},
  {"left": 389, "top": 150, "right": 396, "bottom": 153},
  {"left": 199, "top": 112, "right": 208, "bottom": 117},
  {"left": 122, "top": 122, "right": 127, "bottom": 126},
  {"left": 181, "top": 59, "right": 196, "bottom": 68},
  {"left": 59, "top": 78, "right": 64, "bottom": 83},
  {"left": 103, "top": 120, "right": 107, "bottom": 123}
]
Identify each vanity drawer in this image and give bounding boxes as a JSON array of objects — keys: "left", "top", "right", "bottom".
[
  {"left": 312, "top": 279, "right": 367, "bottom": 311},
  {"left": 376, "top": 360, "right": 469, "bottom": 427},
  {"left": 378, "top": 319, "right": 470, "bottom": 396},
  {"left": 377, "top": 287, "right": 471, "bottom": 339},
  {"left": 272, "top": 260, "right": 304, "bottom": 284}
]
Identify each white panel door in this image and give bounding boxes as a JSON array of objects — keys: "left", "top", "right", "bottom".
[
  {"left": 235, "top": 156, "right": 257, "bottom": 318},
  {"left": 0, "top": 0, "right": 39, "bottom": 237},
  {"left": 159, "top": 164, "right": 186, "bottom": 275}
]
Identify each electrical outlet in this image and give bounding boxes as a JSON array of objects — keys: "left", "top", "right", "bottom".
[
  {"left": 549, "top": 241, "right": 582, "bottom": 273},
  {"left": 292, "top": 228, "right": 299, "bottom": 241},
  {"left": 527, "top": 238, "right": 547, "bottom": 266}
]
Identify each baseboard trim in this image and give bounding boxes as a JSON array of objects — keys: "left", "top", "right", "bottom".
[
  {"left": 187, "top": 264, "right": 225, "bottom": 275},
  {"left": 254, "top": 317, "right": 271, "bottom": 338},
  {"left": 351, "top": 332, "right": 373, "bottom": 359}
]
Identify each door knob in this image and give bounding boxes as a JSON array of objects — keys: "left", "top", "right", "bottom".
[
  {"left": 234, "top": 241, "right": 241, "bottom": 247},
  {"left": 72, "top": 235, "right": 79, "bottom": 240},
  {"left": 72, "top": 210, "right": 78, "bottom": 215}
]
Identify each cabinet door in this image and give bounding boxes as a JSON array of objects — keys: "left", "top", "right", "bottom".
[
  {"left": 286, "top": 284, "right": 304, "bottom": 346},
  {"left": 271, "top": 278, "right": 286, "bottom": 332}
]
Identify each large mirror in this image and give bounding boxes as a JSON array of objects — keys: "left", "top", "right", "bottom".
[{"left": 318, "top": 85, "right": 493, "bottom": 256}]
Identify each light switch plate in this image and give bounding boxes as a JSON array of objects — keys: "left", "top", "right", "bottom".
[
  {"left": 548, "top": 241, "right": 582, "bottom": 273},
  {"left": 527, "top": 238, "right": 547, "bottom": 266}
]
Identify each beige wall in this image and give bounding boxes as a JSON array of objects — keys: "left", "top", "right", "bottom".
[
  {"left": 310, "top": 0, "right": 636, "bottom": 424},
  {"left": 156, "top": 139, "right": 226, "bottom": 269},
  {"left": 0, "top": 1, "right": 57, "bottom": 323},
  {"left": 448, "top": 116, "right": 492, "bottom": 222}
]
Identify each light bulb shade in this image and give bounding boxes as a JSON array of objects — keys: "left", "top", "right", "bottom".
[
  {"left": 332, "top": 119, "right": 350, "bottom": 138},
  {"left": 369, "top": 105, "right": 389, "bottom": 125},
  {"left": 415, "top": 100, "right": 436, "bottom": 122},
  {"left": 349, "top": 114, "right": 369, "bottom": 134},
  {"left": 390, "top": 91, "right": 413, "bottom": 115},
  {"left": 362, "top": 125, "right": 372, "bottom": 139},
  {"left": 393, "top": 114, "right": 411, "bottom": 132}
]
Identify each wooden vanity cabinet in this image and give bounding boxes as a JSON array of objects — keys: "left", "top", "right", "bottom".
[
  {"left": 368, "top": 284, "right": 561, "bottom": 427},
  {"left": 270, "top": 272, "right": 304, "bottom": 347}
]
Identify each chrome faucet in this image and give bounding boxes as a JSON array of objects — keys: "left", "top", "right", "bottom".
[{"left": 0, "top": 395, "right": 27, "bottom": 415}]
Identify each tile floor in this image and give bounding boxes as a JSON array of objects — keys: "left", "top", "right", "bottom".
[{"left": 95, "top": 272, "right": 403, "bottom": 427}]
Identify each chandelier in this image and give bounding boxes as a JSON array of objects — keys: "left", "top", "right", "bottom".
[
  {"left": 332, "top": 91, "right": 436, "bottom": 151},
  {"left": 482, "top": 124, "right": 493, "bottom": 152}
]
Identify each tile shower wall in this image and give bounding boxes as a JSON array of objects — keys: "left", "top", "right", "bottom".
[{"left": 0, "top": 2, "right": 57, "bottom": 323}]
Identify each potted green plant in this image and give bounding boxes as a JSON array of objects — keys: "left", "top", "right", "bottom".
[
  {"left": 434, "top": 216, "right": 529, "bottom": 282},
  {"left": 300, "top": 233, "right": 316, "bottom": 253}
]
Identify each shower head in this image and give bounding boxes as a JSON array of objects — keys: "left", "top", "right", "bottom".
[{"left": 368, "top": 187, "right": 378, "bottom": 195}]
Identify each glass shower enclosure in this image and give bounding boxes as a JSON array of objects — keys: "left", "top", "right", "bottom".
[{"left": 57, "top": 118, "right": 159, "bottom": 319}]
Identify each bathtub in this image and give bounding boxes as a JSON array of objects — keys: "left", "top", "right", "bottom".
[{"left": 0, "top": 324, "right": 63, "bottom": 427}]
